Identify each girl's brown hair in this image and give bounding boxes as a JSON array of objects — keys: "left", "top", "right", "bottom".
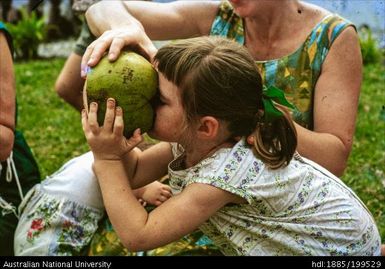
[{"left": 154, "top": 36, "right": 297, "bottom": 168}]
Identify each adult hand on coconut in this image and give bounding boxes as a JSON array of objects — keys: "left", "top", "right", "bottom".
[
  {"left": 82, "top": 98, "right": 143, "bottom": 161},
  {"left": 81, "top": 27, "right": 157, "bottom": 78}
]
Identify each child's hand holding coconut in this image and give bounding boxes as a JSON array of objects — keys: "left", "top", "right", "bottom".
[{"left": 82, "top": 98, "right": 144, "bottom": 161}]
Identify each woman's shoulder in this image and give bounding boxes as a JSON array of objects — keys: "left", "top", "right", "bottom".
[
  {"left": 302, "top": 2, "right": 354, "bottom": 31},
  {"left": 298, "top": 7, "right": 355, "bottom": 54}
]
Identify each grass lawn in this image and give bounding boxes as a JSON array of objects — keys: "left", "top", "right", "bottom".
[{"left": 14, "top": 58, "right": 385, "bottom": 243}]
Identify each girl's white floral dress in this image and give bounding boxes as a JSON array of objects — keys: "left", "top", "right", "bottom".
[{"left": 169, "top": 139, "right": 381, "bottom": 256}]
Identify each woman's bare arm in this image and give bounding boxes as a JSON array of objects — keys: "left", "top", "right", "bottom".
[
  {"left": 0, "top": 32, "right": 15, "bottom": 161},
  {"left": 296, "top": 27, "right": 362, "bottom": 176},
  {"left": 83, "top": 1, "right": 219, "bottom": 68}
]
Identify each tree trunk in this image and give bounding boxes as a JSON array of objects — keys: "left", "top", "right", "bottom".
[
  {"left": 28, "top": 0, "right": 43, "bottom": 17},
  {"left": 1, "top": 0, "right": 12, "bottom": 22}
]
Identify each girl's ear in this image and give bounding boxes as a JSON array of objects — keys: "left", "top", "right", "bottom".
[{"left": 196, "top": 116, "right": 220, "bottom": 140}]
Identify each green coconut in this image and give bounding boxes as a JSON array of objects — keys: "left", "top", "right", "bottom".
[{"left": 84, "top": 51, "right": 158, "bottom": 137}]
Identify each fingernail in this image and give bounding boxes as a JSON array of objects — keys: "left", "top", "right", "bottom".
[
  {"left": 81, "top": 65, "right": 91, "bottom": 77},
  {"left": 108, "top": 53, "right": 114, "bottom": 60},
  {"left": 85, "top": 66, "right": 91, "bottom": 74}
]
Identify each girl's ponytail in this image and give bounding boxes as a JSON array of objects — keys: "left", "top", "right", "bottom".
[{"left": 252, "top": 106, "right": 297, "bottom": 169}]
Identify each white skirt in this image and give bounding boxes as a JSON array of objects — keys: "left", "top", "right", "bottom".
[{"left": 14, "top": 152, "right": 105, "bottom": 256}]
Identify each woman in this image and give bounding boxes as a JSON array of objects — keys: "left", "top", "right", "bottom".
[
  {"left": 0, "top": 21, "right": 41, "bottom": 256},
  {"left": 82, "top": 0, "right": 362, "bottom": 177}
]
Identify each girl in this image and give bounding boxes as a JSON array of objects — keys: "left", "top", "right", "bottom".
[{"left": 81, "top": 36, "right": 380, "bottom": 255}]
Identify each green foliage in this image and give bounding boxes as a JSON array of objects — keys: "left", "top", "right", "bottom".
[
  {"left": 14, "top": 59, "right": 385, "bottom": 249},
  {"left": 5, "top": 8, "right": 46, "bottom": 60},
  {"left": 15, "top": 59, "right": 89, "bottom": 177},
  {"left": 359, "top": 28, "right": 384, "bottom": 65}
]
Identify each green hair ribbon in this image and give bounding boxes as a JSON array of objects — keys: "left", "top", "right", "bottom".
[{"left": 262, "top": 85, "right": 296, "bottom": 122}]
